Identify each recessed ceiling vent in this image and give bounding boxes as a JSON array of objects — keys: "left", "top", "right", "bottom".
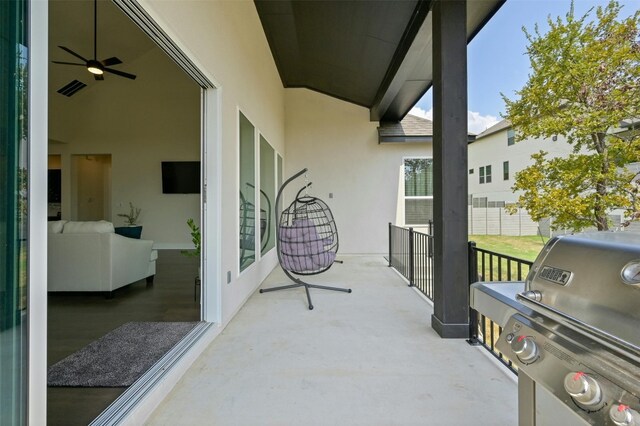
[{"left": 57, "top": 80, "right": 87, "bottom": 97}]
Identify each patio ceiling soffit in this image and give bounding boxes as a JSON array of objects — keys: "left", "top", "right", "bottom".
[{"left": 254, "top": 0, "right": 505, "bottom": 123}]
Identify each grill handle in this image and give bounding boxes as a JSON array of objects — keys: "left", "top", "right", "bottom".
[{"left": 517, "top": 292, "right": 640, "bottom": 359}]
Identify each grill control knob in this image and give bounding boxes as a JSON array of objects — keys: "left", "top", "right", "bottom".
[
  {"left": 563, "top": 372, "right": 602, "bottom": 408},
  {"left": 610, "top": 404, "right": 639, "bottom": 426},
  {"left": 511, "top": 336, "right": 539, "bottom": 363}
]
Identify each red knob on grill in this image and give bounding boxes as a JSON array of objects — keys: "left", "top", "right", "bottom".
[
  {"left": 563, "top": 372, "right": 602, "bottom": 409},
  {"left": 610, "top": 404, "right": 639, "bottom": 426}
]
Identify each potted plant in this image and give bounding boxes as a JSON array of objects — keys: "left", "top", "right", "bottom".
[
  {"left": 115, "top": 202, "right": 143, "bottom": 239},
  {"left": 118, "top": 202, "right": 141, "bottom": 226},
  {"left": 181, "top": 218, "right": 201, "bottom": 258},
  {"left": 182, "top": 219, "right": 201, "bottom": 283}
]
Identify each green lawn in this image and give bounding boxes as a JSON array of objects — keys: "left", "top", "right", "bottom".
[{"left": 468, "top": 235, "right": 546, "bottom": 262}]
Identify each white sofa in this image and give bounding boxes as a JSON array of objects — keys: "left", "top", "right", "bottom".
[{"left": 48, "top": 220, "right": 157, "bottom": 294}]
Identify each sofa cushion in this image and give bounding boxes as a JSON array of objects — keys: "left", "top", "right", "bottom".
[
  {"left": 48, "top": 220, "right": 67, "bottom": 234},
  {"left": 63, "top": 220, "right": 115, "bottom": 234}
]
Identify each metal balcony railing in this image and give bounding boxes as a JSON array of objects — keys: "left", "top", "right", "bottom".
[
  {"left": 388, "top": 223, "right": 532, "bottom": 375},
  {"left": 388, "top": 223, "right": 433, "bottom": 301},
  {"left": 467, "top": 243, "right": 533, "bottom": 374}
]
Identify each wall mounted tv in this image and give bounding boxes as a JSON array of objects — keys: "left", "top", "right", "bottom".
[{"left": 161, "top": 161, "right": 201, "bottom": 194}]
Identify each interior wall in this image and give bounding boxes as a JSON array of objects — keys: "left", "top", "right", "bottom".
[
  {"left": 72, "top": 154, "right": 112, "bottom": 221},
  {"left": 48, "top": 47, "right": 200, "bottom": 247},
  {"left": 285, "top": 88, "right": 432, "bottom": 254},
  {"left": 138, "top": 0, "right": 286, "bottom": 325},
  {"left": 48, "top": 155, "right": 61, "bottom": 168}
]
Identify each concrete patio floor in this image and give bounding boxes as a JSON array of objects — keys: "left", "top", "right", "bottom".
[{"left": 147, "top": 256, "right": 517, "bottom": 425}]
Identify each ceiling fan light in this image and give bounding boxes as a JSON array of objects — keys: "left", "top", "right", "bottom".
[{"left": 87, "top": 65, "right": 103, "bottom": 75}]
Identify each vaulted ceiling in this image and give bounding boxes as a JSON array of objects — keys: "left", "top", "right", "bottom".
[{"left": 254, "top": 0, "right": 505, "bottom": 122}]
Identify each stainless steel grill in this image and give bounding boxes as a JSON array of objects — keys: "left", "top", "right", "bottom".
[{"left": 472, "top": 232, "right": 640, "bottom": 426}]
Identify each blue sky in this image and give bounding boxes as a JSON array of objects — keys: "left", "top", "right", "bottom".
[{"left": 410, "top": 0, "right": 640, "bottom": 133}]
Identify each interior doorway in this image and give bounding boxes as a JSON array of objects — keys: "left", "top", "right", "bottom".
[
  {"left": 48, "top": 155, "right": 62, "bottom": 220},
  {"left": 71, "top": 154, "right": 112, "bottom": 221}
]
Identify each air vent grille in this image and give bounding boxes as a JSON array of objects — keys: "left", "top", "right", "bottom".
[{"left": 57, "top": 80, "right": 87, "bottom": 97}]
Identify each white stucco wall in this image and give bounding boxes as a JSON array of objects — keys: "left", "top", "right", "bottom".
[
  {"left": 468, "top": 129, "right": 575, "bottom": 202},
  {"left": 285, "top": 89, "right": 432, "bottom": 254},
  {"left": 138, "top": 0, "right": 285, "bottom": 325}
]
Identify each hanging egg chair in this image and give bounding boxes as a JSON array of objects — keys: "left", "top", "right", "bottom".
[
  {"left": 260, "top": 168, "right": 351, "bottom": 310},
  {"left": 279, "top": 193, "right": 338, "bottom": 275}
]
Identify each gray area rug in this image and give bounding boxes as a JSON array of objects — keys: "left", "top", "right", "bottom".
[{"left": 48, "top": 321, "right": 199, "bottom": 387}]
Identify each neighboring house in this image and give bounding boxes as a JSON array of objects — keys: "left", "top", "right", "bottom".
[
  {"left": 3, "top": 1, "right": 504, "bottom": 424},
  {"left": 467, "top": 119, "right": 577, "bottom": 236},
  {"left": 467, "top": 119, "right": 575, "bottom": 207},
  {"left": 467, "top": 119, "right": 640, "bottom": 234},
  {"left": 466, "top": 119, "right": 576, "bottom": 236}
]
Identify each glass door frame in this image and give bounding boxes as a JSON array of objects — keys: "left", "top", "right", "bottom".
[{"left": 28, "top": 0, "right": 50, "bottom": 424}]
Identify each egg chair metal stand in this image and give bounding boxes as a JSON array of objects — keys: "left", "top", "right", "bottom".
[{"left": 259, "top": 168, "right": 351, "bottom": 310}]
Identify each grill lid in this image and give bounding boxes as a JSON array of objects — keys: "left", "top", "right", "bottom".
[{"left": 523, "top": 232, "right": 640, "bottom": 350}]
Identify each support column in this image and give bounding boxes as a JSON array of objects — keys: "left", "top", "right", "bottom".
[{"left": 431, "top": 0, "right": 469, "bottom": 338}]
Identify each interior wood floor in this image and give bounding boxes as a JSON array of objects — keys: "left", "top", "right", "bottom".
[{"left": 47, "top": 250, "right": 200, "bottom": 426}]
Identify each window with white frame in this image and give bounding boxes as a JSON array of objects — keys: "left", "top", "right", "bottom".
[
  {"left": 479, "top": 165, "right": 492, "bottom": 184},
  {"left": 503, "top": 161, "right": 509, "bottom": 180},
  {"left": 507, "top": 129, "right": 515, "bottom": 146},
  {"left": 404, "top": 158, "right": 433, "bottom": 225}
]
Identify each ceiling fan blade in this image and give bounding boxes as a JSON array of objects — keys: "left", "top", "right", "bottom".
[
  {"left": 94, "top": 74, "right": 104, "bottom": 81},
  {"left": 52, "top": 61, "right": 86, "bottom": 66},
  {"left": 101, "top": 57, "right": 122, "bottom": 66},
  {"left": 104, "top": 67, "right": 136, "bottom": 80},
  {"left": 58, "top": 46, "right": 88, "bottom": 62}
]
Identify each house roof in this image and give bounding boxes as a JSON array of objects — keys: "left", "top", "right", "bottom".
[
  {"left": 474, "top": 119, "right": 511, "bottom": 140},
  {"left": 254, "top": 0, "right": 505, "bottom": 122},
  {"left": 377, "top": 113, "right": 475, "bottom": 143},
  {"left": 378, "top": 114, "right": 433, "bottom": 141}
]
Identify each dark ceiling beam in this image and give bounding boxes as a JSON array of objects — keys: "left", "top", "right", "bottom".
[
  {"left": 371, "top": 0, "right": 506, "bottom": 122},
  {"left": 369, "top": 0, "right": 431, "bottom": 122}
]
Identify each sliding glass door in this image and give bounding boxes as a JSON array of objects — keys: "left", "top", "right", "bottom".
[{"left": 0, "top": 0, "right": 29, "bottom": 423}]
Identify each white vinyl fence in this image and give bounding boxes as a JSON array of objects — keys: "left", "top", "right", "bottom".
[{"left": 468, "top": 206, "right": 541, "bottom": 236}]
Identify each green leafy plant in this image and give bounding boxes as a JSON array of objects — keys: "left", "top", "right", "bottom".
[
  {"left": 503, "top": 1, "right": 640, "bottom": 231},
  {"left": 181, "top": 218, "right": 201, "bottom": 257},
  {"left": 117, "top": 202, "right": 141, "bottom": 226}
]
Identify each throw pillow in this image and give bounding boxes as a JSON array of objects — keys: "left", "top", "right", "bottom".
[{"left": 47, "top": 220, "right": 67, "bottom": 234}]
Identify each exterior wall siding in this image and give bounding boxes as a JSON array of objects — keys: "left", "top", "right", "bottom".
[
  {"left": 285, "top": 89, "right": 433, "bottom": 254},
  {"left": 468, "top": 127, "right": 575, "bottom": 203}
]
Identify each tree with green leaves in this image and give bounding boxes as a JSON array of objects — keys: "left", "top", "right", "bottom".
[{"left": 504, "top": 1, "right": 640, "bottom": 231}]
